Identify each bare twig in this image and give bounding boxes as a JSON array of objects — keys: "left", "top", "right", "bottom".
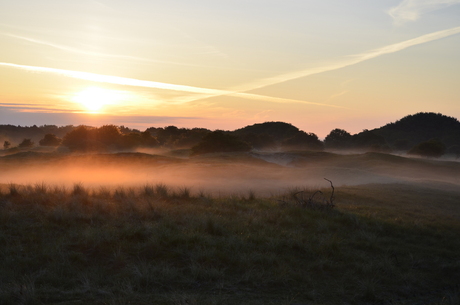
[
  {"left": 283, "top": 179, "right": 335, "bottom": 210},
  {"left": 324, "top": 178, "right": 335, "bottom": 207}
]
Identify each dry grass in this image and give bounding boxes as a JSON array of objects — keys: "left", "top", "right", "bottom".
[{"left": 0, "top": 182, "right": 459, "bottom": 304}]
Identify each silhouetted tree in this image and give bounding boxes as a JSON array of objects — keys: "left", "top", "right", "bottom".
[
  {"left": 3, "top": 140, "right": 11, "bottom": 150},
  {"left": 234, "top": 121, "right": 300, "bottom": 144},
  {"left": 237, "top": 133, "right": 276, "bottom": 150},
  {"left": 191, "top": 130, "right": 251, "bottom": 155},
  {"left": 140, "top": 130, "right": 160, "bottom": 147},
  {"left": 39, "top": 134, "right": 62, "bottom": 147},
  {"left": 120, "top": 132, "right": 143, "bottom": 149},
  {"left": 351, "top": 130, "right": 387, "bottom": 151},
  {"left": 324, "top": 128, "right": 352, "bottom": 149},
  {"left": 282, "top": 131, "right": 324, "bottom": 151},
  {"left": 171, "top": 128, "right": 210, "bottom": 149},
  {"left": 18, "top": 138, "right": 34, "bottom": 148},
  {"left": 97, "top": 125, "right": 123, "bottom": 148},
  {"left": 408, "top": 139, "right": 446, "bottom": 158},
  {"left": 62, "top": 126, "right": 99, "bottom": 152}
]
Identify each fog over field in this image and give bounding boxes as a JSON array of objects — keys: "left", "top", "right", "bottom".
[{"left": 1, "top": 151, "right": 459, "bottom": 196}]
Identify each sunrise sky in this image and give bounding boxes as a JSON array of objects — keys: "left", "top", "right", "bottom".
[{"left": 0, "top": 0, "right": 459, "bottom": 137}]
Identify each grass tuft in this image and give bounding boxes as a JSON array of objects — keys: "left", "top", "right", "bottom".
[
  {"left": 155, "top": 183, "right": 169, "bottom": 199},
  {"left": 8, "top": 183, "right": 20, "bottom": 197},
  {"left": 72, "top": 183, "right": 87, "bottom": 196}
]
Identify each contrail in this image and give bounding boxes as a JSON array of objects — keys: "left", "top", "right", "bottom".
[
  {"left": 2, "top": 26, "right": 458, "bottom": 108},
  {"left": 175, "top": 25, "right": 460, "bottom": 105},
  {"left": 3, "top": 33, "right": 268, "bottom": 72},
  {"left": 0, "top": 62, "right": 229, "bottom": 95},
  {"left": 4, "top": 33, "right": 172, "bottom": 65},
  {"left": 389, "top": 0, "right": 460, "bottom": 25},
  {"left": 0, "top": 62, "right": 340, "bottom": 108},
  {"left": 231, "top": 26, "right": 460, "bottom": 93}
]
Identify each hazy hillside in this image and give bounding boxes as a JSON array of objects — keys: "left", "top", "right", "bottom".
[
  {"left": 1, "top": 112, "right": 460, "bottom": 154},
  {"left": 370, "top": 112, "right": 460, "bottom": 150},
  {"left": 233, "top": 121, "right": 301, "bottom": 142}
]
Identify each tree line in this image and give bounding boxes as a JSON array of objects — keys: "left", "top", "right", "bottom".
[{"left": 1, "top": 112, "right": 459, "bottom": 158}]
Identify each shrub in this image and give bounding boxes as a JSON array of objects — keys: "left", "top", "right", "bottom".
[
  {"left": 408, "top": 139, "right": 446, "bottom": 158},
  {"left": 3, "top": 140, "right": 11, "bottom": 150},
  {"left": 39, "top": 134, "right": 62, "bottom": 146},
  {"left": 18, "top": 138, "right": 34, "bottom": 148}
]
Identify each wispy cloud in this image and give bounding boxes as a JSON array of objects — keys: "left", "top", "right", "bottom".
[
  {"left": 0, "top": 62, "right": 338, "bottom": 108},
  {"left": 2, "top": 33, "right": 220, "bottom": 68},
  {"left": 3, "top": 32, "right": 272, "bottom": 72},
  {"left": 324, "top": 90, "right": 349, "bottom": 104},
  {"left": 2, "top": 26, "right": 459, "bottom": 111},
  {"left": 0, "top": 102, "right": 79, "bottom": 113},
  {"left": 388, "top": 0, "right": 460, "bottom": 25},
  {"left": 3, "top": 32, "right": 268, "bottom": 72},
  {"left": 233, "top": 26, "right": 460, "bottom": 93}
]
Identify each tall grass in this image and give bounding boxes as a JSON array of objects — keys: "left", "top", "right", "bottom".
[{"left": 0, "top": 182, "right": 459, "bottom": 304}]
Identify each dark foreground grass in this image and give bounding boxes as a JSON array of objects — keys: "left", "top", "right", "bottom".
[{"left": 0, "top": 183, "right": 459, "bottom": 305}]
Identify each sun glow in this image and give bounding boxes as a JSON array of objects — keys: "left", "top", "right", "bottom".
[{"left": 72, "top": 87, "right": 124, "bottom": 113}]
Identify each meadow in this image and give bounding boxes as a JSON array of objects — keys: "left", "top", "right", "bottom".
[{"left": 0, "top": 151, "right": 459, "bottom": 304}]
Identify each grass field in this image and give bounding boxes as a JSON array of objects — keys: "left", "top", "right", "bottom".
[{"left": 0, "top": 151, "right": 459, "bottom": 304}]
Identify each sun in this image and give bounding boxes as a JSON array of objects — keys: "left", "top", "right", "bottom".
[{"left": 72, "top": 87, "right": 123, "bottom": 113}]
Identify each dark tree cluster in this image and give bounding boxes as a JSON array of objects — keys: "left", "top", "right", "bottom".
[
  {"left": 39, "top": 134, "right": 62, "bottom": 147},
  {"left": 281, "top": 131, "right": 324, "bottom": 151},
  {"left": 1, "top": 112, "right": 458, "bottom": 158},
  {"left": 62, "top": 125, "right": 159, "bottom": 152},
  {"left": 146, "top": 126, "right": 211, "bottom": 148},
  {"left": 234, "top": 121, "right": 322, "bottom": 151},
  {"left": 324, "top": 129, "right": 352, "bottom": 149},
  {"left": 0, "top": 124, "right": 73, "bottom": 145},
  {"left": 408, "top": 139, "right": 446, "bottom": 158},
  {"left": 18, "top": 139, "right": 34, "bottom": 149},
  {"left": 191, "top": 131, "right": 251, "bottom": 155}
]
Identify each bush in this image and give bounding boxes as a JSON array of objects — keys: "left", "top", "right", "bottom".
[
  {"left": 18, "top": 138, "right": 34, "bottom": 149},
  {"left": 408, "top": 139, "right": 446, "bottom": 158},
  {"left": 39, "top": 134, "right": 62, "bottom": 147},
  {"left": 3, "top": 140, "right": 11, "bottom": 150}
]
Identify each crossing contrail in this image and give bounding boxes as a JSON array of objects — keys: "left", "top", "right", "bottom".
[
  {"left": 1, "top": 26, "right": 459, "bottom": 108},
  {"left": 0, "top": 61, "right": 340, "bottom": 108}
]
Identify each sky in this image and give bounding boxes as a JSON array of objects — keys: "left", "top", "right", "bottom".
[{"left": 0, "top": 0, "right": 459, "bottom": 137}]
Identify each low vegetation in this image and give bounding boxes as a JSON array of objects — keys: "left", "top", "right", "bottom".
[{"left": 0, "top": 181, "right": 459, "bottom": 304}]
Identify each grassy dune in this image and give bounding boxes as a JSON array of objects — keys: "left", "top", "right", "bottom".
[{"left": 0, "top": 182, "right": 459, "bottom": 304}]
